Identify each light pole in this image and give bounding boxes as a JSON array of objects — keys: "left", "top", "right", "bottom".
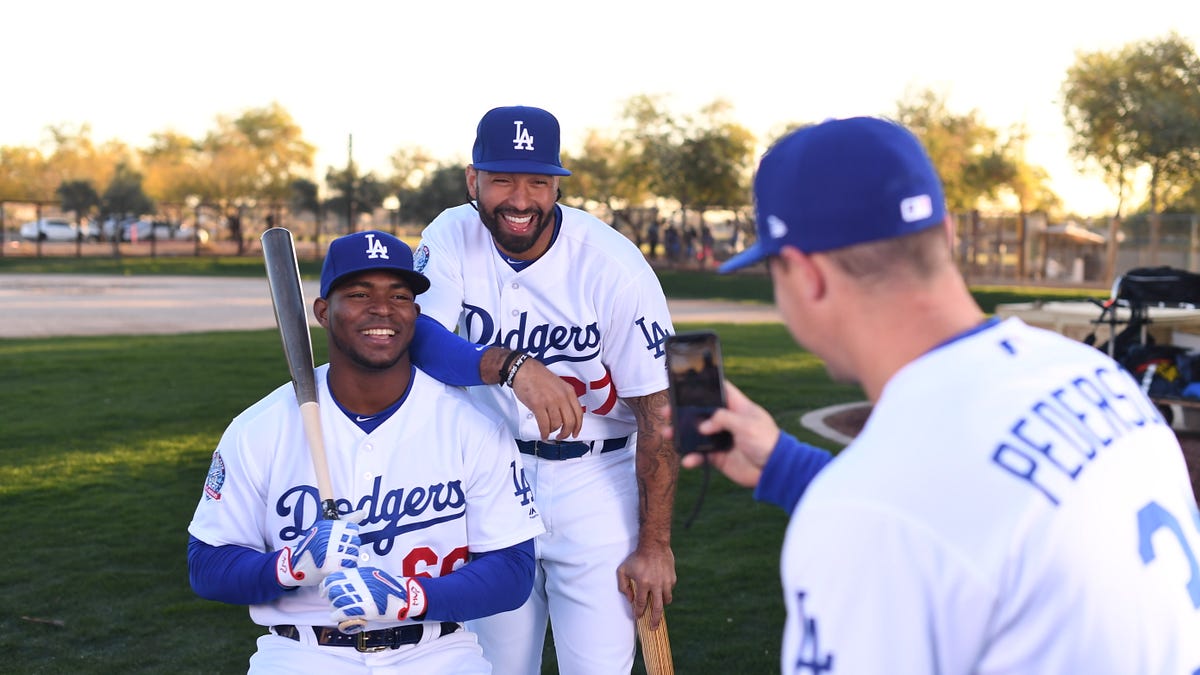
[{"left": 383, "top": 195, "right": 401, "bottom": 236}]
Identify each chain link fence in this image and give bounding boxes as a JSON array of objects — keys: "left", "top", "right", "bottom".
[
  {"left": 4, "top": 198, "right": 1199, "bottom": 292},
  {"left": 953, "top": 210, "right": 1200, "bottom": 289},
  {"left": 0, "top": 200, "right": 392, "bottom": 261}
]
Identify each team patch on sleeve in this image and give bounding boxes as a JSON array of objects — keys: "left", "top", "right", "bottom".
[
  {"left": 413, "top": 244, "right": 430, "bottom": 273},
  {"left": 203, "top": 450, "right": 225, "bottom": 501},
  {"left": 635, "top": 317, "right": 670, "bottom": 359}
]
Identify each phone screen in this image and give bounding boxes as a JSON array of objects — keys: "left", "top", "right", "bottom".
[{"left": 666, "top": 331, "right": 733, "bottom": 454}]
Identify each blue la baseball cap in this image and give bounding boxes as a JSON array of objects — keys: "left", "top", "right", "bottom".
[
  {"left": 320, "top": 230, "right": 430, "bottom": 297},
  {"left": 471, "top": 106, "right": 572, "bottom": 176},
  {"left": 719, "top": 116, "right": 946, "bottom": 273}
]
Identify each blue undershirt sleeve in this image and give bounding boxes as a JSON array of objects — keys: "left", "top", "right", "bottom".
[
  {"left": 190, "top": 534, "right": 535, "bottom": 620},
  {"left": 419, "top": 539, "right": 536, "bottom": 622},
  {"left": 188, "top": 535, "right": 290, "bottom": 606},
  {"left": 410, "top": 313, "right": 487, "bottom": 386},
  {"left": 752, "top": 433, "right": 834, "bottom": 513}
]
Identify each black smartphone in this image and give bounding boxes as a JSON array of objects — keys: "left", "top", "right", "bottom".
[{"left": 665, "top": 331, "right": 733, "bottom": 455}]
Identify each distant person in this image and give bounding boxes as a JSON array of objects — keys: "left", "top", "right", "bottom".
[
  {"left": 681, "top": 116, "right": 1200, "bottom": 673},
  {"left": 699, "top": 224, "right": 715, "bottom": 269},
  {"left": 647, "top": 218, "right": 661, "bottom": 260},
  {"left": 664, "top": 225, "right": 681, "bottom": 265},
  {"left": 682, "top": 226, "right": 697, "bottom": 265},
  {"left": 227, "top": 210, "right": 244, "bottom": 255}
]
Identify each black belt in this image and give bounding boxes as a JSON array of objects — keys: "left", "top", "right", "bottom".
[
  {"left": 271, "top": 622, "right": 461, "bottom": 653},
  {"left": 516, "top": 435, "right": 629, "bottom": 460}
]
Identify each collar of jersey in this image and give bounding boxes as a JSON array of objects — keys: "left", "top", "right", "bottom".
[
  {"left": 327, "top": 365, "right": 414, "bottom": 433},
  {"left": 927, "top": 316, "right": 1002, "bottom": 354}
]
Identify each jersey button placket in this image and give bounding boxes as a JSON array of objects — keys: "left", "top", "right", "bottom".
[
  {"left": 355, "top": 441, "right": 375, "bottom": 563},
  {"left": 501, "top": 283, "right": 537, "bottom": 436},
  {"left": 357, "top": 441, "right": 376, "bottom": 505}
]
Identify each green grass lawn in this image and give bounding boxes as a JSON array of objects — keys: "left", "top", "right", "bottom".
[
  {"left": 0, "top": 323, "right": 846, "bottom": 674},
  {"left": 0, "top": 258, "right": 1104, "bottom": 673}
]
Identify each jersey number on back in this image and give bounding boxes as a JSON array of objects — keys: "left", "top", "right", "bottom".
[{"left": 1137, "top": 499, "right": 1200, "bottom": 608}]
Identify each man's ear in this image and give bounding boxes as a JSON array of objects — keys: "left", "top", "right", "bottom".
[
  {"left": 465, "top": 166, "right": 478, "bottom": 200},
  {"left": 313, "top": 297, "right": 329, "bottom": 327},
  {"left": 777, "top": 245, "right": 825, "bottom": 301}
]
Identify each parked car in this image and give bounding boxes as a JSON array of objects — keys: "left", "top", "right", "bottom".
[
  {"left": 18, "top": 218, "right": 99, "bottom": 242},
  {"left": 100, "top": 217, "right": 188, "bottom": 242}
]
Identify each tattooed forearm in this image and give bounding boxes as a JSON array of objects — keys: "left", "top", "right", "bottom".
[{"left": 626, "top": 390, "right": 678, "bottom": 544}]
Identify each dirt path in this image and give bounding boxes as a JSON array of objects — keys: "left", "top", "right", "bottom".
[{"left": 0, "top": 274, "right": 780, "bottom": 338}]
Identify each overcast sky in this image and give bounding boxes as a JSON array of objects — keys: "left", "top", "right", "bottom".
[{"left": 4, "top": 0, "right": 1198, "bottom": 216}]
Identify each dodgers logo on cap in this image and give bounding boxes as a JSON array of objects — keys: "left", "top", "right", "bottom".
[
  {"left": 320, "top": 230, "right": 431, "bottom": 297},
  {"left": 471, "top": 106, "right": 572, "bottom": 176}
]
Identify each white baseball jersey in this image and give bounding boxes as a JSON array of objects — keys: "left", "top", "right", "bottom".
[
  {"left": 414, "top": 202, "right": 675, "bottom": 674},
  {"left": 780, "top": 318, "right": 1200, "bottom": 674},
  {"left": 414, "top": 203, "right": 674, "bottom": 442},
  {"left": 188, "top": 364, "right": 545, "bottom": 629}
]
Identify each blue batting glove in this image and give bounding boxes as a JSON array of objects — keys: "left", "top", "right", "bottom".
[
  {"left": 276, "top": 517, "right": 361, "bottom": 588},
  {"left": 320, "top": 567, "right": 427, "bottom": 630}
]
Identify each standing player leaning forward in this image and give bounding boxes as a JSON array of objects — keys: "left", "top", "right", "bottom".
[
  {"left": 413, "top": 105, "right": 677, "bottom": 673},
  {"left": 681, "top": 116, "right": 1200, "bottom": 673},
  {"left": 188, "top": 230, "right": 577, "bottom": 673}
]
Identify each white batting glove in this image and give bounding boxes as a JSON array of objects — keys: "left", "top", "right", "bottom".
[
  {"left": 275, "top": 518, "right": 362, "bottom": 588},
  {"left": 320, "top": 567, "right": 427, "bottom": 631}
]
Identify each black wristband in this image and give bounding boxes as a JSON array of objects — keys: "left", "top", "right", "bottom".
[
  {"left": 503, "top": 353, "right": 531, "bottom": 388},
  {"left": 499, "top": 350, "right": 523, "bottom": 384}
]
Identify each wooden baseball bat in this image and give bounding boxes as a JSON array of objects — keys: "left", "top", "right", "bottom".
[
  {"left": 261, "top": 227, "right": 366, "bottom": 633},
  {"left": 631, "top": 581, "right": 675, "bottom": 675}
]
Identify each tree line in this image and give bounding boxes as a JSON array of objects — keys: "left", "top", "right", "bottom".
[{"left": 1, "top": 32, "right": 1197, "bottom": 239}]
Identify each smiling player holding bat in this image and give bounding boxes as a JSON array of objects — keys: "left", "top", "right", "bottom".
[{"left": 187, "top": 230, "right": 551, "bottom": 673}]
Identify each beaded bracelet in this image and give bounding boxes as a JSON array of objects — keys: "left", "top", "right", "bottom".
[{"left": 503, "top": 353, "right": 531, "bottom": 388}]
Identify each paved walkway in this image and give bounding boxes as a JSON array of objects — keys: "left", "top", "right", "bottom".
[{"left": 0, "top": 273, "right": 780, "bottom": 338}]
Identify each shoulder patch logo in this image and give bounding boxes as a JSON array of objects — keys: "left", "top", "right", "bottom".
[
  {"left": 414, "top": 244, "right": 430, "bottom": 273},
  {"left": 794, "top": 590, "right": 834, "bottom": 673},
  {"left": 635, "top": 317, "right": 670, "bottom": 359},
  {"left": 204, "top": 450, "right": 226, "bottom": 501}
]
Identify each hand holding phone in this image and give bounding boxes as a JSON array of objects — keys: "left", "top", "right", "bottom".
[{"left": 666, "top": 331, "right": 733, "bottom": 455}]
